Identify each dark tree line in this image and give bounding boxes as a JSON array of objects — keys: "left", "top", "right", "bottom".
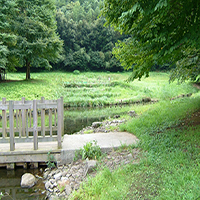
[{"left": 53, "top": 0, "right": 127, "bottom": 72}]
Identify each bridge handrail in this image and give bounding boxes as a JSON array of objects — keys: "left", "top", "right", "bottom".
[{"left": 0, "top": 97, "right": 64, "bottom": 150}]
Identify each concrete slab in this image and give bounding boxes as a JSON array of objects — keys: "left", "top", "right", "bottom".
[{"left": 60, "top": 132, "right": 139, "bottom": 164}]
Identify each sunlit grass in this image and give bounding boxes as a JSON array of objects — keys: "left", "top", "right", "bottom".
[
  {"left": 1, "top": 72, "right": 198, "bottom": 106},
  {"left": 70, "top": 95, "right": 200, "bottom": 200}
]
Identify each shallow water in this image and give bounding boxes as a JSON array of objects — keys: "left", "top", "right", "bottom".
[
  {"left": 0, "top": 104, "right": 134, "bottom": 199},
  {"left": 0, "top": 168, "right": 46, "bottom": 200}
]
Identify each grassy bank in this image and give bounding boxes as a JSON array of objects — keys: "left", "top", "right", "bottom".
[
  {"left": 1, "top": 71, "right": 200, "bottom": 199},
  {"left": 71, "top": 94, "right": 200, "bottom": 200},
  {"left": 0, "top": 72, "right": 198, "bottom": 107}
]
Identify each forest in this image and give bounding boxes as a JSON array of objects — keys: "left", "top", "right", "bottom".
[
  {"left": 54, "top": 0, "right": 127, "bottom": 72},
  {"left": 1, "top": 0, "right": 198, "bottom": 81}
]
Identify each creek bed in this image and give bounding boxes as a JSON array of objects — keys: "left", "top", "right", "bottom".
[{"left": 0, "top": 104, "right": 141, "bottom": 199}]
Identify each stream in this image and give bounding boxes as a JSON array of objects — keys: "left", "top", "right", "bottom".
[{"left": 0, "top": 105, "right": 136, "bottom": 199}]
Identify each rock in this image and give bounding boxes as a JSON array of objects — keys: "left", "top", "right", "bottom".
[
  {"left": 57, "top": 180, "right": 70, "bottom": 188},
  {"left": 142, "top": 97, "right": 151, "bottom": 102},
  {"left": 54, "top": 172, "right": 62, "bottom": 181},
  {"left": 92, "top": 122, "right": 102, "bottom": 128},
  {"left": 84, "top": 160, "right": 97, "bottom": 176},
  {"left": 45, "top": 181, "right": 53, "bottom": 190},
  {"left": 128, "top": 111, "right": 137, "bottom": 117},
  {"left": 65, "top": 185, "right": 72, "bottom": 195},
  {"left": 43, "top": 147, "right": 140, "bottom": 199},
  {"left": 21, "top": 173, "right": 37, "bottom": 188}
]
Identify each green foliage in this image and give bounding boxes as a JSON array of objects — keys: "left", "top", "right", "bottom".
[
  {"left": 73, "top": 70, "right": 80, "bottom": 75},
  {"left": 79, "top": 140, "right": 102, "bottom": 160},
  {"left": 55, "top": 1, "right": 125, "bottom": 72},
  {"left": 102, "top": 0, "right": 200, "bottom": 82},
  {"left": 46, "top": 151, "right": 56, "bottom": 169},
  {"left": 0, "top": 192, "right": 3, "bottom": 199},
  {"left": 0, "top": 0, "right": 18, "bottom": 70},
  {"left": 70, "top": 94, "right": 200, "bottom": 200},
  {"left": 0, "top": 0, "right": 63, "bottom": 79}
]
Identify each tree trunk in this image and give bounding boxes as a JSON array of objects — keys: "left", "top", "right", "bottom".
[{"left": 26, "top": 59, "right": 31, "bottom": 80}]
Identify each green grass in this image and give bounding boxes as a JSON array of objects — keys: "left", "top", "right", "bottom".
[
  {"left": 70, "top": 94, "right": 200, "bottom": 200},
  {"left": 1, "top": 71, "right": 200, "bottom": 199},
  {"left": 0, "top": 72, "right": 198, "bottom": 107}
]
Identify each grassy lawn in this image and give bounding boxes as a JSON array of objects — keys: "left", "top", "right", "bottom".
[
  {"left": 0, "top": 72, "right": 198, "bottom": 107},
  {"left": 1, "top": 71, "right": 200, "bottom": 199},
  {"left": 70, "top": 94, "right": 200, "bottom": 200}
]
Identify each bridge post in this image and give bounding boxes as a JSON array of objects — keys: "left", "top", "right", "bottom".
[
  {"left": 33, "top": 100, "right": 38, "bottom": 150},
  {"left": 2, "top": 98, "right": 7, "bottom": 138},
  {"left": 21, "top": 97, "right": 26, "bottom": 136},
  {"left": 41, "top": 97, "right": 45, "bottom": 138},
  {"left": 9, "top": 101, "right": 15, "bottom": 151},
  {"left": 57, "top": 97, "right": 63, "bottom": 149}
]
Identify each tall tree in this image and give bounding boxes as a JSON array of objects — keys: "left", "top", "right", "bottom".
[
  {"left": 102, "top": 0, "right": 200, "bottom": 82},
  {"left": 0, "top": 0, "right": 18, "bottom": 71},
  {"left": 13, "top": 0, "right": 63, "bottom": 79}
]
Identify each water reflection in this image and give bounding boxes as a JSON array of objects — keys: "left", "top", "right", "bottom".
[
  {"left": 0, "top": 104, "right": 136, "bottom": 199},
  {"left": 63, "top": 105, "right": 129, "bottom": 134},
  {"left": 0, "top": 168, "right": 45, "bottom": 200},
  {"left": 64, "top": 116, "right": 105, "bottom": 134}
]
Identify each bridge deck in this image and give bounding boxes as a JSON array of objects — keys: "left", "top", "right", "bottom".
[
  {"left": 0, "top": 132, "right": 139, "bottom": 169},
  {"left": 0, "top": 141, "right": 58, "bottom": 152}
]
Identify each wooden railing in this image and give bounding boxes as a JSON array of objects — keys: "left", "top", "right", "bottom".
[{"left": 0, "top": 97, "right": 64, "bottom": 150}]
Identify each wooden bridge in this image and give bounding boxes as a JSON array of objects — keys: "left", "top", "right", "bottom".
[{"left": 0, "top": 97, "right": 64, "bottom": 169}]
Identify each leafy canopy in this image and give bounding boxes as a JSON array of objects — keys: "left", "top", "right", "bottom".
[
  {"left": 102, "top": 0, "right": 200, "bottom": 82},
  {"left": 0, "top": 0, "right": 63, "bottom": 79}
]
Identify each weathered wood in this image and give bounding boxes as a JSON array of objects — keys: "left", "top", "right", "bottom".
[
  {"left": 0, "top": 97, "right": 64, "bottom": 153},
  {"left": 0, "top": 135, "right": 58, "bottom": 143},
  {"left": 26, "top": 109, "right": 29, "bottom": 137},
  {"left": 2, "top": 98, "right": 7, "bottom": 138},
  {"left": 7, "top": 163, "right": 15, "bottom": 170},
  {"left": 29, "top": 108, "right": 32, "bottom": 128},
  {"left": 18, "top": 109, "right": 22, "bottom": 137},
  {"left": 49, "top": 108, "right": 53, "bottom": 137},
  {"left": 15, "top": 109, "right": 19, "bottom": 131},
  {"left": 21, "top": 97, "right": 26, "bottom": 136},
  {"left": 57, "top": 98, "right": 63, "bottom": 149},
  {"left": 61, "top": 97, "right": 64, "bottom": 137},
  {"left": 41, "top": 97, "right": 45, "bottom": 138},
  {"left": 37, "top": 103, "right": 57, "bottom": 109},
  {"left": 33, "top": 100, "right": 38, "bottom": 150},
  {"left": 9, "top": 101, "right": 15, "bottom": 151}
]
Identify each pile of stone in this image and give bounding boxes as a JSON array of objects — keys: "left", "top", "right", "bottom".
[
  {"left": 43, "top": 148, "right": 140, "bottom": 199},
  {"left": 76, "top": 119, "right": 127, "bottom": 134}
]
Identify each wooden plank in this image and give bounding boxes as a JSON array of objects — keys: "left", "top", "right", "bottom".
[
  {"left": 33, "top": 100, "right": 38, "bottom": 150},
  {"left": 0, "top": 135, "right": 58, "bottom": 143},
  {"left": 37, "top": 103, "right": 57, "bottom": 109},
  {"left": 57, "top": 98, "right": 63, "bottom": 149},
  {"left": 18, "top": 109, "right": 22, "bottom": 137},
  {"left": 49, "top": 108, "right": 53, "bottom": 137},
  {"left": 15, "top": 109, "right": 19, "bottom": 130},
  {"left": 26, "top": 109, "right": 29, "bottom": 137},
  {"left": 61, "top": 97, "right": 64, "bottom": 138},
  {"left": 54, "top": 109, "right": 57, "bottom": 127},
  {"left": 2, "top": 126, "right": 57, "bottom": 133},
  {"left": 0, "top": 105, "right": 8, "bottom": 110},
  {"left": 9, "top": 101, "right": 15, "bottom": 151},
  {"left": 29, "top": 109, "right": 32, "bottom": 128},
  {"left": 21, "top": 97, "right": 26, "bottom": 136},
  {"left": 13, "top": 104, "right": 32, "bottom": 110},
  {"left": 2, "top": 98, "right": 7, "bottom": 138},
  {"left": 41, "top": 97, "right": 45, "bottom": 138}
]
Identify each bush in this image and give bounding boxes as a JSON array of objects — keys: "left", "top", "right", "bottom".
[
  {"left": 79, "top": 140, "right": 102, "bottom": 160},
  {"left": 73, "top": 70, "right": 80, "bottom": 75}
]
